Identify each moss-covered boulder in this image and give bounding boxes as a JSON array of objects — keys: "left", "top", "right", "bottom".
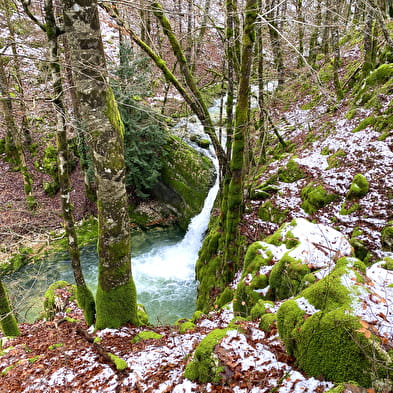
[
  {"left": 346, "top": 174, "right": 369, "bottom": 199},
  {"left": 258, "top": 201, "right": 288, "bottom": 224},
  {"left": 301, "top": 182, "right": 339, "bottom": 214},
  {"left": 277, "top": 257, "right": 393, "bottom": 386},
  {"left": 278, "top": 159, "right": 306, "bottom": 183},
  {"left": 153, "top": 135, "right": 215, "bottom": 230},
  {"left": 43, "top": 281, "right": 76, "bottom": 320},
  {"left": 184, "top": 328, "right": 233, "bottom": 383},
  {"left": 381, "top": 224, "right": 393, "bottom": 251},
  {"left": 233, "top": 218, "right": 352, "bottom": 315}
]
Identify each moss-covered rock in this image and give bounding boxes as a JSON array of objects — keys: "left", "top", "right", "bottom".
[
  {"left": 258, "top": 201, "right": 288, "bottom": 224},
  {"left": 269, "top": 254, "right": 310, "bottom": 300},
  {"left": 277, "top": 258, "right": 391, "bottom": 386},
  {"left": 43, "top": 281, "right": 76, "bottom": 320},
  {"left": 259, "top": 313, "right": 277, "bottom": 331},
  {"left": 301, "top": 182, "right": 339, "bottom": 214},
  {"left": 154, "top": 135, "right": 215, "bottom": 230},
  {"left": 381, "top": 225, "right": 393, "bottom": 251},
  {"left": 278, "top": 159, "right": 306, "bottom": 183},
  {"left": 131, "top": 330, "right": 162, "bottom": 343},
  {"left": 347, "top": 174, "right": 369, "bottom": 199},
  {"left": 184, "top": 328, "right": 233, "bottom": 383}
]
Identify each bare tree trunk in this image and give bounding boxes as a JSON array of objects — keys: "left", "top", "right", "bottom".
[
  {"left": 193, "top": 0, "right": 211, "bottom": 71},
  {"left": 0, "top": 56, "right": 37, "bottom": 210},
  {"left": 63, "top": 0, "right": 139, "bottom": 329},
  {"left": 322, "top": 0, "right": 332, "bottom": 56},
  {"left": 362, "top": 8, "right": 377, "bottom": 77}
]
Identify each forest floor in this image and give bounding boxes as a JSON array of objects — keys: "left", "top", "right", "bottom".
[{"left": 0, "top": 286, "right": 339, "bottom": 393}]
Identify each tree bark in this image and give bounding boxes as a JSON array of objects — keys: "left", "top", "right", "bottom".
[
  {"left": 0, "top": 56, "right": 37, "bottom": 210},
  {"left": 0, "top": 279, "right": 20, "bottom": 336},
  {"left": 40, "top": 0, "right": 96, "bottom": 326},
  {"left": 224, "top": 0, "right": 257, "bottom": 272},
  {"left": 63, "top": 0, "right": 139, "bottom": 329}
]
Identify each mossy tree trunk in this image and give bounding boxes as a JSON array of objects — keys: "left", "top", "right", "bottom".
[
  {"left": 0, "top": 56, "right": 37, "bottom": 210},
  {"left": 331, "top": 2, "right": 343, "bottom": 100},
  {"left": 0, "top": 279, "right": 20, "bottom": 337},
  {"left": 223, "top": 0, "right": 257, "bottom": 277},
  {"left": 308, "top": 1, "right": 322, "bottom": 67},
  {"left": 41, "top": 0, "right": 97, "bottom": 326},
  {"left": 63, "top": 0, "right": 139, "bottom": 329},
  {"left": 1, "top": 0, "right": 31, "bottom": 145},
  {"left": 266, "top": 0, "right": 284, "bottom": 86}
]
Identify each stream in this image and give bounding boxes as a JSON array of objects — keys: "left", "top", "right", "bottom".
[{"left": 4, "top": 168, "right": 218, "bottom": 325}]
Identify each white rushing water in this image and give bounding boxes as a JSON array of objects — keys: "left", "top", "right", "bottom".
[{"left": 133, "top": 158, "right": 219, "bottom": 324}]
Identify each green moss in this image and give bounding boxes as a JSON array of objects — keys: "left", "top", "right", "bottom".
[
  {"left": 161, "top": 135, "right": 215, "bottom": 230},
  {"left": 327, "top": 149, "right": 346, "bottom": 169},
  {"left": 258, "top": 201, "right": 288, "bottom": 225},
  {"left": 297, "top": 310, "right": 372, "bottom": 385},
  {"left": 95, "top": 279, "right": 140, "bottom": 329},
  {"left": 93, "top": 336, "right": 102, "bottom": 344},
  {"left": 347, "top": 174, "right": 369, "bottom": 199},
  {"left": 107, "top": 352, "right": 128, "bottom": 370},
  {"left": 242, "top": 242, "right": 273, "bottom": 278},
  {"left": 184, "top": 328, "right": 232, "bottom": 383},
  {"left": 250, "top": 183, "right": 279, "bottom": 200},
  {"left": 285, "top": 230, "right": 300, "bottom": 249},
  {"left": 249, "top": 299, "right": 268, "bottom": 320},
  {"left": 137, "top": 304, "right": 149, "bottom": 325},
  {"left": 44, "top": 281, "right": 75, "bottom": 320},
  {"left": 215, "top": 287, "right": 234, "bottom": 308},
  {"left": 277, "top": 300, "right": 305, "bottom": 353},
  {"left": 131, "top": 330, "right": 162, "bottom": 343},
  {"left": 259, "top": 313, "right": 277, "bottom": 331},
  {"left": 345, "top": 109, "right": 357, "bottom": 120},
  {"left": 301, "top": 182, "right": 339, "bottom": 214},
  {"left": 0, "top": 281, "right": 20, "bottom": 337},
  {"left": 349, "top": 231, "right": 371, "bottom": 263},
  {"left": 381, "top": 225, "right": 393, "bottom": 251},
  {"left": 339, "top": 201, "right": 360, "bottom": 215},
  {"left": 278, "top": 160, "right": 306, "bottom": 183},
  {"left": 233, "top": 281, "right": 261, "bottom": 317},
  {"left": 335, "top": 257, "right": 366, "bottom": 273},
  {"left": 105, "top": 88, "right": 125, "bottom": 138},
  {"left": 352, "top": 116, "right": 376, "bottom": 133},
  {"left": 382, "top": 257, "right": 393, "bottom": 270},
  {"left": 269, "top": 255, "right": 310, "bottom": 300},
  {"left": 76, "top": 285, "right": 96, "bottom": 326},
  {"left": 191, "top": 310, "right": 205, "bottom": 323},
  {"left": 48, "top": 343, "right": 64, "bottom": 350},
  {"left": 179, "top": 321, "right": 196, "bottom": 334}
]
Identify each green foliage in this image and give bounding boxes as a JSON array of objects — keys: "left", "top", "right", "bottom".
[
  {"left": 131, "top": 330, "right": 162, "bottom": 343},
  {"left": 215, "top": 287, "right": 234, "bottom": 308},
  {"left": 112, "top": 45, "right": 167, "bottom": 198},
  {"left": 300, "top": 182, "right": 339, "bottom": 214},
  {"left": 346, "top": 174, "right": 369, "bottom": 199},
  {"left": 382, "top": 257, "right": 393, "bottom": 270},
  {"left": 184, "top": 328, "right": 232, "bottom": 383}
]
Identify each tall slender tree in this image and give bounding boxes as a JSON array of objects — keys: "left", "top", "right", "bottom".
[{"left": 63, "top": 0, "right": 139, "bottom": 329}]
